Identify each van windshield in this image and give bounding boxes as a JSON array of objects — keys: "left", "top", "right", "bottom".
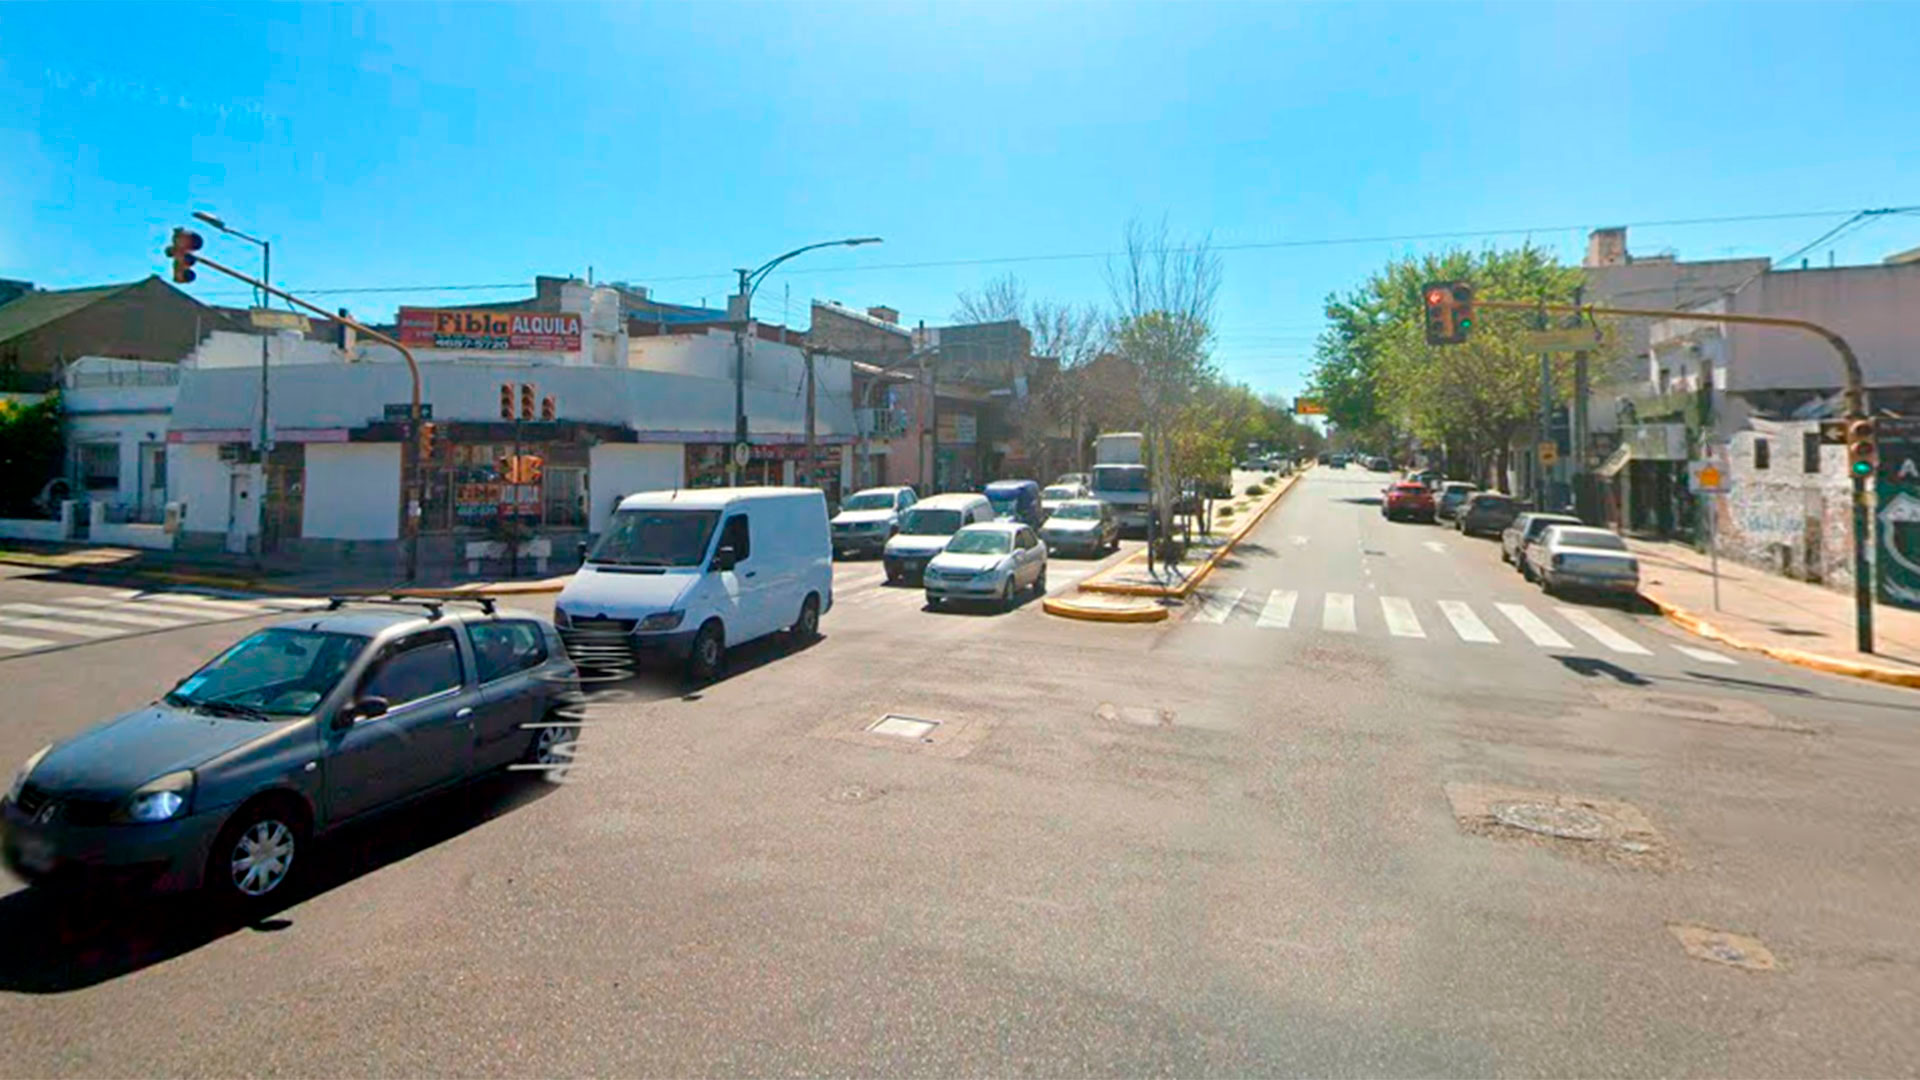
[
  {"left": 1092, "top": 466, "right": 1148, "bottom": 493},
  {"left": 900, "top": 508, "right": 964, "bottom": 535},
  {"left": 590, "top": 509, "right": 721, "bottom": 567},
  {"left": 988, "top": 495, "right": 1022, "bottom": 516}
]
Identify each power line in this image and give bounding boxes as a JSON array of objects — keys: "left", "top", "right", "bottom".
[{"left": 196, "top": 204, "right": 1919, "bottom": 300}]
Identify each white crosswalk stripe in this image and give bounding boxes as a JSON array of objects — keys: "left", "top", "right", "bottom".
[
  {"left": 1193, "top": 588, "right": 1245, "bottom": 624},
  {"left": 1556, "top": 606, "right": 1653, "bottom": 655},
  {"left": 1437, "top": 600, "right": 1499, "bottom": 644},
  {"left": 0, "top": 589, "right": 330, "bottom": 657},
  {"left": 0, "top": 615, "right": 120, "bottom": 639},
  {"left": 0, "top": 632, "right": 57, "bottom": 650},
  {"left": 1323, "top": 592, "right": 1357, "bottom": 633},
  {"left": 0, "top": 602, "right": 189, "bottom": 628},
  {"left": 1672, "top": 644, "right": 1738, "bottom": 665},
  {"left": 1380, "top": 596, "right": 1425, "bottom": 638},
  {"left": 1495, "top": 603, "right": 1572, "bottom": 648},
  {"left": 1255, "top": 589, "right": 1298, "bottom": 628}
]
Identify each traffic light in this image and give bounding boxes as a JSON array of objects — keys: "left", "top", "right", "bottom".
[
  {"left": 498, "top": 383, "right": 515, "bottom": 420},
  {"left": 1421, "top": 280, "right": 1475, "bottom": 345},
  {"left": 540, "top": 395, "right": 556, "bottom": 422},
  {"left": 165, "top": 228, "right": 203, "bottom": 284},
  {"left": 522, "top": 455, "right": 544, "bottom": 485},
  {"left": 418, "top": 422, "right": 437, "bottom": 458},
  {"left": 519, "top": 383, "right": 536, "bottom": 421},
  {"left": 1846, "top": 418, "right": 1879, "bottom": 478}
]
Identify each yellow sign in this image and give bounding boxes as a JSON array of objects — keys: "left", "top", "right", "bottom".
[
  {"left": 1697, "top": 465, "right": 1722, "bottom": 488},
  {"left": 1294, "top": 397, "right": 1326, "bottom": 415},
  {"left": 1538, "top": 441, "right": 1559, "bottom": 465},
  {"left": 248, "top": 308, "right": 311, "bottom": 332}
]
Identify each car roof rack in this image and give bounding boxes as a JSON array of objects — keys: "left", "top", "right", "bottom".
[{"left": 324, "top": 594, "right": 497, "bottom": 618}]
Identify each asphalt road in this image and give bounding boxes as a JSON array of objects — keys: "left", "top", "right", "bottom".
[{"left": 2, "top": 472, "right": 1918, "bottom": 1077}]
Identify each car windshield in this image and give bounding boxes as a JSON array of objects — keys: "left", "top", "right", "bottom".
[
  {"left": 1052, "top": 502, "right": 1103, "bottom": 520},
  {"left": 901, "top": 508, "right": 964, "bottom": 535},
  {"left": 590, "top": 509, "right": 720, "bottom": 567},
  {"left": 1092, "top": 466, "right": 1148, "bottom": 493},
  {"left": 988, "top": 496, "right": 1022, "bottom": 515},
  {"left": 1557, "top": 530, "right": 1629, "bottom": 551},
  {"left": 945, "top": 530, "right": 1012, "bottom": 554},
  {"left": 1042, "top": 486, "right": 1079, "bottom": 500},
  {"left": 842, "top": 492, "right": 895, "bottom": 511},
  {"left": 168, "top": 628, "right": 370, "bottom": 717}
]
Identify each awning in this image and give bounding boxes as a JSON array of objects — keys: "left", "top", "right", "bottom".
[{"left": 1597, "top": 445, "right": 1632, "bottom": 479}]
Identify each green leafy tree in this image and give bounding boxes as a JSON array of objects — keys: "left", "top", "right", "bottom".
[{"left": 0, "top": 394, "right": 64, "bottom": 518}]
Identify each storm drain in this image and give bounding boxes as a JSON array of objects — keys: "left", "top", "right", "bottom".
[
  {"left": 1446, "top": 782, "right": 1669, "bottom": 866},
  {"left": 1669, "top": 924, "right": 1779, "bottom": 971},
  {"left": 869, "top": 714, "right": 941, "bottom": 740}
]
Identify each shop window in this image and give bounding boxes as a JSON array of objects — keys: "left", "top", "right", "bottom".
[{"left": 77, "top": 442, "right": 120, "bottom": 492}]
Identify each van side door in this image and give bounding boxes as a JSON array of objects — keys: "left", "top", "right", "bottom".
[{"left": 712, "top": 512, "right": 770, "bottom": 642}]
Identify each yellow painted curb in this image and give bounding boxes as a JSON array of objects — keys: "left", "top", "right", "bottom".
[
  {"left": 1079, "top": 472, "right": 1303, "bottom": 600},
  {"left": 1041, "top": 595, "right": 1168, "bottom": 623},
  {"left": 1643, "top": 593, "right": 1920, "bottom": 690}
]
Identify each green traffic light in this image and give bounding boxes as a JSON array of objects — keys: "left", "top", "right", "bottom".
[{"left": 1851, "top": 459, "right": 1873, "bottom": 477}]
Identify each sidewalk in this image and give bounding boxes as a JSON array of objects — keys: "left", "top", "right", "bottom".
[{"left": 1627, "top": 535, "right": 1920, "bottom": 682}]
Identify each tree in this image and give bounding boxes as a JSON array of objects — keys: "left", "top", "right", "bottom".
[
  {"left": 952, "top": 273, "right": 1027, "bottom": 325},
  {"left": 0, "top": 394, "right": 64, "bottom": 518},
  {"left": 950, "top": 274, "right": 1110, "bottom": 473},
  {"left": 1107, "top": 218, "right": 1221, "bottom": 566}
]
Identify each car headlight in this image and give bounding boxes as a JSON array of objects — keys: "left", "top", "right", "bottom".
[
  {"left": 552, "top": 608, "right": 573, "bottom": 629},
  {"left": 8, "top": 744, "right": 50, "bottom": 803},
  {"left": 637, "top": 610, "right": 685, "bottom": 632},
  {"left": 116, "top": 770, "right": 194, "bottom": 824}
]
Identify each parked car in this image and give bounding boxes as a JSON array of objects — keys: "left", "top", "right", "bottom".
[
  {"left": 2, "top": 598, "right": 577, "bottom": 906},
  {"left": 1040, "top": 481, "right": 1090, "bottom": 517},
  {"left": 985, "top": 479, "right": 1045, "bottom": 528},
  {"left": 557, "top": 486, "right": 831, "bottom": 681},
  {"left": 1503, "top": 511, "right": 1584, "bottom": 571},
  {"left": 1040, "top": 498, "right": 1120, "bottom": 556},
  {"left": 829, "top": 485, "right": 916, "bottom": 558},
  {"left": 923, "top": 521, "right": 1048, "bottom": 610},
  {"left": 1525, "top": 525, "right": 1641, "bottom": 599},
  {"left": 1434, "top": 481, "right": 1479, "bottom": 520},
  {"left": 1053, "top": 472, "right": 1092, "bottom": 489},
  {"left": 1410, "top": 469, "right": 1445, "bottom": 489},
  {"left": 1381, "top": 482, "right": 1436, "bottom": 522},
  {"left": 1366, "top": 456, "right": 1392, "bottom": 471},
  {"left": 882, "top": 492, "right": 997, "bottom": 585},
  {"left": 1456, "top": 491, "right": 1521, "bottom": 537},
  {"left": 1328, "top": 456, "right": 1348, "bottom": 469}
]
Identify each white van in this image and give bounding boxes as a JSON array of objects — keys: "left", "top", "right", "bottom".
[
  {"left": 555, "top": 486, "right": 831, "bottom": 680},
  {"left": 881, "top": 492, "right": 995, "bottom": 585}
]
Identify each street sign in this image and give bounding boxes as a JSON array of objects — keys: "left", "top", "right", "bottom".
[
  {"left": 1537, "top": 441, "right": 1559, "bottom": 466},
  {"left": 383, "top": 403, "right": 434, "bottom": 421},
  {"left": 1687, "top": 459, "right": 1729, "bottom": 494},
  {"left": 249, "top": 308, "right": 311, "bottom": 333},
  {"left": 1521, "top": 325, "right": 1616, "bottom": 353},
  {"left": 732, "top": 441, "right": 752, "bottom": 468},
  {"left": 1293, "top": 397, "right": 1326, "bottom": 415}
]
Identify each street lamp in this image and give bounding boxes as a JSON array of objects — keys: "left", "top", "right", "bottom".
[
  {"left": 193, "top": 210, "right": 275, "bottom": 558},
  {"left": 730, "top": 237, "right": 882, "bottom": 485}
]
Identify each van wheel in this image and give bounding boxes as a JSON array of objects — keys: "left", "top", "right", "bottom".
[
  {"left": 686, "top": 620, "right": 725, "bottom": 683},
  {"left": 207, "top": 796, "right": 308, "bottom": 909},
  {"left": 792, "top": 594, "right": 821, "bottom": 642}
]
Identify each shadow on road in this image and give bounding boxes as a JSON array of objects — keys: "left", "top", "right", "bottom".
[
  {"left": 1335, "top": 496, "right": 1383, "bottom": 506},
  {"left": 0, "top": 772, "right": 557, "bottom": 995},
  {"left": 1555, "top": 655, "right": 1651, "bottom": 685}
]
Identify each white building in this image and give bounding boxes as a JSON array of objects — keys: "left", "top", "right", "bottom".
[{"left": 62, "top": 357, "right": 180, "bottom": 523}]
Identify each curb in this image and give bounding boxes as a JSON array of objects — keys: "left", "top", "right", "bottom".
[
  {"left": 111, "top": 570, "right": 571, "bottom": 599},
  {"left": 1040, "top": 594, "right": 1168, "bottom": 623},
  {"left": 1642, "top": 592, "right": 1920, "bottom": 690},
  {"left": 1078, "top": 472, "right": 1302, "bottom": 600}
]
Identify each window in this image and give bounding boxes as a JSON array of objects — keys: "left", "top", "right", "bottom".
[
  {"left": 590, "top": 509, "right": 719, "bottom": 567},
  {"left": 1754, "top": 438, "right": 1770, "bottom": 470},
  {"left": 358, "top": 628, "right": 463, "bottom": 708},
  {"left": 898, "top": 491, "right": 915, "bottom": 510},
  {"left": 1017, "top": 528, "right": 1037, "bottom": 550},
  {"left": 1803, "top": 432, "right": 1822, "bottom": 474},
  {"left": 78, "top": 442, "right": 119, "bottom": 492},
  {"left": 170, "top": 629, "right": 369, "bottom": 716},
  {"left": 718, "top": 514, "right": 751, "bottom": 561},
  {"left": 468, "top": 621, "right": 548, "bottom": 684}
]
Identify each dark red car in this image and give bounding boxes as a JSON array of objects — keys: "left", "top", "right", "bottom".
[{"left": 1382, "top": 482, "right": 1436, "bottom": 522}]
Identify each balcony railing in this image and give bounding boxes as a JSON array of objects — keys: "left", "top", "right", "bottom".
[{"left": 856, "top": 407, "right": 909, "bottom": 439}]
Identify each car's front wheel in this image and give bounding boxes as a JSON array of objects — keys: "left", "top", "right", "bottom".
[
  {"left": 999, "top": 577, "right": 1016, "bottom": 611},
  {"left": 1034, "top": 565, "right": 1047, "bottom": 595},
  {"left": 208, "top": 798, "right": 306, "bottom": 908},
  {"left": 686, "top": 620, "right": 725, "bottom": 683}
]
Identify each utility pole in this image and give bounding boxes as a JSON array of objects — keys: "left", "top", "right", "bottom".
[
  {"left": 1571, "top": 285, "right": 1591, "bottom": 520},
  {"left": 1536, "top": 300, "right": 1552, "bottom": 511},
  {"left": 193, "top": 211, "right": 271, "bottom": 559},
  {"left": 803, "top": 347, "right": 817, "bottom": 492}
]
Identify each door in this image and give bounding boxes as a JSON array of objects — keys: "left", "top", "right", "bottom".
[
  {"left": 1014, "top": 528, "right": 1040, "bottom": 588},
  {"left": 226, "top": 468, "right": 256, "bottom": 555},
  {"left": 140, "top": 443, "right": 167, "bottom": 522},
  {"left": 468, "top": 620, "right": 559, "bottom": 770},
  {"left": 325, "top": 628, "right": 478, "bottom": 820},
  {"left": 712, "top": 513, "right": 769, "bottom": 641}
]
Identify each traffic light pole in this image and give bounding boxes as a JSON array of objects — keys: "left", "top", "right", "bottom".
[
  {"left": 1474, "top": 297, "right": 1874, "bottom": 653},
  {"left": 181, "top": 253, "right": 425, "bottom": 582}
]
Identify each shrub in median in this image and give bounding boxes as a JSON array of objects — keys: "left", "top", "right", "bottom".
[{"left": 1245, "top": 483, "right": 1266, "bottom": 496}]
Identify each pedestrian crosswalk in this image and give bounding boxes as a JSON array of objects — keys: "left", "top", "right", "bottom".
[
  {"left": 0, "top": 590, "right": 327, "bottom": 658},
  {"left": 1181, "top": 586, "right": 1736, "bottom": 663}
]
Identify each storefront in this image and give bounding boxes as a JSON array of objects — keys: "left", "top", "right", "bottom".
[{"left": 683, "top": 441, "right": 850, "bottom": 502}]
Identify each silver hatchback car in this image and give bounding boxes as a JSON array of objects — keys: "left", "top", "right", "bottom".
[{"left": 2, "top": 597, "right": 578, "bottom": 907}]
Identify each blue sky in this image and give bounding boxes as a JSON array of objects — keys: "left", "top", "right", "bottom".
[{"left": 3, "top": 1, "right": 1917, "bottom": 401}]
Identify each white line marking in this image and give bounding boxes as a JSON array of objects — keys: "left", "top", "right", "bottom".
[
  {"left": 1380, "top": 596, "right": 1425, "bottom": 637},
  {"left": 1289, "top": 535, "right": 1310, "bottom": 546},
  {"left": 1256, "top": 589, "right": 1298, "bottom": 628},
  {"left": 115, "top": 601, "right": 259, "bottom": 621},
  {"left": 0, "top": 602, "right": 186, "bottom": 628},
  {"left": 1194, "top": 588, "right": 1244, "bottom": 624},
  {"left": 1672, "top": 644, "right": 1738, "bottom": 665},
  {"left": 128, "top": 595, "right": 272, "bottom": 615},
  {"left": 55, "top": 589, "right": 143, "bottom": 602},
  {"left": 1495, "top": 603, "right": 1572, "bottom": 648},
  {"left": 0, "top": 632, "right": 57, "bottom": 651},
  {"left": 0, "top": 616, "right": 120, "bottom": 639},
  {"left": 1557, "top": 607, "right": 1653, "bottom": 655},
  {"left": 1323, "top": 592, "right": 1357, "bottom": 633},
  {"left": 1422, "top": 541, "right": 1447, "bottom": 554},
  {"left": 1437, "top": 600, "right": 1499, "bottom": 644}
]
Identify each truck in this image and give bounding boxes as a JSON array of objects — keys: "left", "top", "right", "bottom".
[{"left": 1090, "top": 432, "right": 1153, "bottom": 534}]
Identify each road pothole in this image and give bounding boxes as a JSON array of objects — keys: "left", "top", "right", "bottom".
[
  {"left": 1594, "top": 689, "right": 1816, "bottom": 733},
  {"left": 1095, "top": 703, "right": 1175, "bottom": 728},
  {"left": 1446, "top": 782, "right": 1669, "bottom": 866},
  {"left": 826, "top": 782, "right": 884, "bottom": 805},
  {"left": 1669, "top": 924, "right": 1779, "bottom": 971}
]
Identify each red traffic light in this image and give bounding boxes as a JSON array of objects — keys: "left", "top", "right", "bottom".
[
  {"left": 540, "top": 395, "right": 556, "bottom": 422},
  {"left": 1426, "top": 289, "right": 1446, "bottom": 306},
  {"left": 498, "top": 383, "right": 515, "bottom": 420},
  {"left": 519, "top": 383, "right": 536, "bottom": 421},
  {"left": 165, "top": 228, "right": 203, "bottom": 284}
]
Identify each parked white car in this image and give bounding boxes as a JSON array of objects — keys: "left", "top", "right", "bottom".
[
  {"left": 1040, "top": 482, "right": 1090, "bottom": 516},
  {"left": 882, "top": 492, "right": 996, "bottom": 585},
  {"left": 1524, "top": 525, "right": 1641, "bottom": 600},
  {"left": 830, "top": 485, "right": 916, "bottom": 558},
  {"left": 923, "top": 521, "right": 1048, "bottom": 610},
  {"left": 555, "top": 487, "right": 831, "bottom": 681}
]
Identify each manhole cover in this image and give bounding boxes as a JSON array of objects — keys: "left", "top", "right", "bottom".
[
  {"left": 869, "top": 714, "right": 940, "bottom": 739},
  {"left": 826, "top": 783, "right": 882, "bottom": 805},
  {"left": 1490, "top": 801, "right": 1614, "bottom": 841}
]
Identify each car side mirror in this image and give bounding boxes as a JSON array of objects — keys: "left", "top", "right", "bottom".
[
  {"left": 713, "top": 545, "right": 738, "bottom": 573},
  {"left": 334, "top": 696, "right": 389, "bottom": 729}
]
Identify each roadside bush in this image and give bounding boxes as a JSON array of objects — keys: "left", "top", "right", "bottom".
[{"left": 1245, "top": 483, "right": 1266, "bottom": 496}]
